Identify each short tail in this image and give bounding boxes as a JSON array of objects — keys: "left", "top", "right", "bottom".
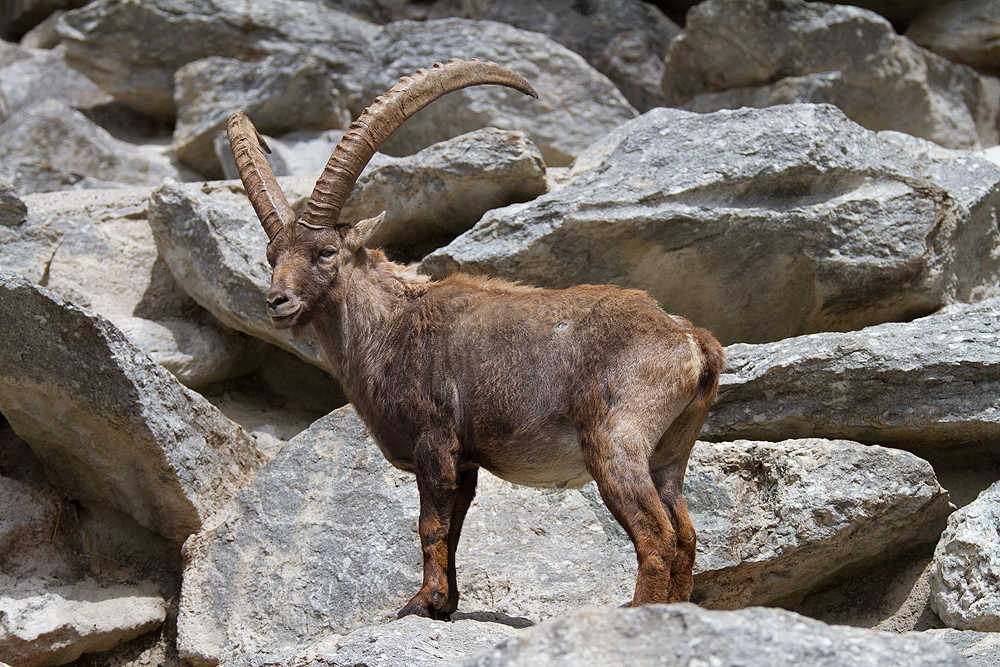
[{"left": 694, "top": 330, "right": 725, "bottom": 405}]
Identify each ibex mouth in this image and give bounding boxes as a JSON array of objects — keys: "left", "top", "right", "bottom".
[{"left": 267, "top": 299, "right": 301, "bottom": 328}]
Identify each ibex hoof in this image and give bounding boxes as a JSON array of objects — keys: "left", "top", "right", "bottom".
[{"left": 397, "top": 601, "right": 451, "bottom": 621}]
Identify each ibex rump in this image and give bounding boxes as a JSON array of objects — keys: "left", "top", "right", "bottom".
[{"left": 228, "top": 60, "right": 724, "bottom": 620}]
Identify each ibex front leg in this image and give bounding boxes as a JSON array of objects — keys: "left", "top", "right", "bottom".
[{"left": 398, "top": 429, "right": 463, "bottom": 620}]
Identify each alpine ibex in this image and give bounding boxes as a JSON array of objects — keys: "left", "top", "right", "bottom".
[{"left": 228, "top": 59, "right": 724, "bottom": 620}]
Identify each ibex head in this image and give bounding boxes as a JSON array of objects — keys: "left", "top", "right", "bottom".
[{"left": 227, "top": 59, "right": 538, "bottom": 330}]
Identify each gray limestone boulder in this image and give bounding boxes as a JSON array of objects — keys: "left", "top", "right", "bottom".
[
  {"left": 703, "top": 298, "right": 1000, "bottom": 448},
  {"left": 221, "top": 616, "right": 520, "bottom": 667},
  {"left": 55, "top": 0, "right": 378, "bottom": 121},
  {"left": 687, "top": 438, "right": 950, "bottom": 609},
  {"left": 177, "top": 405, "right": 950, "bottom": 665},
  {"left": 173, "top": 53, "right": 352, "bottom": 179},
  {"left": 930, "top": 480, "right": 1000, "bottom": 631},
  {"left": 116, "top": 316, "right": 262, "bottom": 391},
  {"left": 421, "top": 103, "right": 1000, "bottom": 345},
  {"left": 458, "top": 604, "right": 967, "bottom": 667},
  {"left": 1, "top": 0, "right": 77, "bottom": 40},
  {"left": 0, "top": 578, "right": 166, "bottom": 667},
  {"left": 18, "top": 8, "right": 65, "bottom": 49},
  {"left": 928, "top": 629, "right": 1000, "bottom": 667},
  {"left": 176, "top": 406, "right": 422, "bottom": 666},
  {"left": 364, "top": 19, "right": 637, "bottom": 167},
  {"left": 0, "top": 271, "right": 266, "bottom": 544},
  {"left": 0, "top": 186, "right": 261, "bottom": 389},
  {"left": 0, "top": 36, "right": 34, "bottom": 68},
  {"left": 907, "top": 0, "right": 1000, "bottom": 76},
  {"left": 340, "top": 128, "right": 547, "bottom": 253},
  {"left": 0, "top": 45, "right": 112, "bottom": 120},
  {"left": 214, "top": 129, "right": 351, "bottom": 181},
  {"left": 653, "top": 1, "right": 937, "bottom": 27},
  {"left": 8, "top": 187, "right": 180, "bottom": 318},
  {"left": 0, "top": 99, "right": 191, "bottom": 194},
  {"left": 0, "top": 178, "right": 27, "bottom": 227},
  {"left": 462, "top": 0, "right": 680, "bottom": 113},
  {"left": 662, "top": 0, "right": 1000, "bottom": 150},
  {"left": 0, "top": 474, "right": 77, "bottom": 583}
]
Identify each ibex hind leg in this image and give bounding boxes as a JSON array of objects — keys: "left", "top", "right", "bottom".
[
  {"left": 443, "top": 467, "right": 478, "bottom": 616},
  {"left": 650, "top": 394, "right": 715, "bottom": 602},
  {"left": 580, "top": 422, "right": 679, "bottom": 607}
]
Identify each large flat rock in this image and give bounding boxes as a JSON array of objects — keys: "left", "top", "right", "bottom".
[
  {"left": 0, "top": 271, "right": 265, "bottom": 544},
  {"left": 458, "top": 604, "right": 966, "bottom": 667},
  {"left": 704, "top": 298, "right": 1000, "bottom": 448},
  {"left": 421, "top": 103, "right": 1000, "bottom": 345}
]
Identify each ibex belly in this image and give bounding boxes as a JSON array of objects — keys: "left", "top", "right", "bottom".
[{"left": 473, "top": 423, "right": 592, "bottom": 489}]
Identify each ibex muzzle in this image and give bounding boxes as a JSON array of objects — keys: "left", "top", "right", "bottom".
[{"left": 229, "top": 59, "right": 724, "bottom": 620}]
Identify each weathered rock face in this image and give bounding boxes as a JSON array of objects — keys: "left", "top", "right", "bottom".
[
  {"left": 927, "top": 628, "right": 1000, "bottom": 667},
  {"left": 18, "top": 8, "right": 65, "bottom": 49},
  {"left": 55, "top": 0, "right": 378, "bottom": 120},
  {"left": 458, "top": 604, "right": 966, "bottom": 667},
  {"left": 653, "top": 0, "right": 939, "bottom": 27},
  {"left": 0, "top": 45, "right": 111, "bottom": 120},
  {"left": 0, "top": 271, "right": 265, "bottom": 545},
  {"left": 0, "top": 99, "right": 189, "bottom": 194},
  {"left": 0, "top": 178, "right": 27, "bottom": 226},
  {"left": 0, "top": 185, "right": 261, "bottom": 389},
  {"left": 703, "top": 298, "right": 1000, "bottom": 448},
  {"left": 173, "top": 53, "right": 351, "bottom": 178},
  {"left": 461, "top": 0, "right": 679, "bottom": 113},
  {"left": 364, "top": 19, "right": 637, "bottom": 167},
  {"left": 0, "top": 0, "right": 81, "bottom": 40},
  {"left": 7, "top": 187, "right": 182, "bottom": 317},
  {"left": 422, "top": 103, "right": 1000, "bottom": 345},
  {"left": 214, "top": 128, "right": 352, "bottom": 181},
  {"left": 116, "top": 316, "right": 262, "bottom": 391},
  {"left": 930, "top": 480, "right": 1000, "bottom": 632},
  {"left": 662, "top": 0, "right": 1000, "bottom": 150},
  {"left": 907, "top": 0, "right": 1000, "bottom": 76},
  {"left": 177, "top": 404, "right": 949, "bottom": 665},
  {"left": 342, "top": 128, "right": 547, "bottom": 253},
  {"left": 146, "top": 179, "right": 329, "bottom": 368},
  {"left": 688, "top": 438, "right": 950, "bottom": 609},
  {"left": 176, "top": 406, "right": 422, "bottom": 666},
  {"left": 0, "top": 578, "right": 166, "bottom": 667},
  {"left": 0, "top": 474, "right": 77, "bottom": 582},
  {"left": 4, "top": 2, "right": 1000, "bottom": 664},
  {"left": 222, "top": 616, "right": 521, "bottom": 667}
]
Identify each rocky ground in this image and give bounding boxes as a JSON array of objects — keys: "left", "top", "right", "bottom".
[{"left": 2, "top": 1, "right": 1000, "bottom": 666}]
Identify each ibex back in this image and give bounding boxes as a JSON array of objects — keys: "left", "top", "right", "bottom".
[{"left": 229, "top": 59, "right": 724, "bottom": 620}]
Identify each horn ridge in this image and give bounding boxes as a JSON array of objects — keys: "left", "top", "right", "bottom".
[
  {"left": 227, "top": 111, "right": 297, "bottom": 241},
  {"left": 300, "top": 59, "right": 537, "bottom": 229}
]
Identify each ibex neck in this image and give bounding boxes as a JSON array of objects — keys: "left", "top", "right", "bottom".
[{"left": 312, "top": 251, "right": 429, "bottom": 385}]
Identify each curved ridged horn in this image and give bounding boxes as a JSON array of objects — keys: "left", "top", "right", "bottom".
[
  {"left": 227, "top": 111, "right": 297, "bottom": 241},
  {"left": 300, "top": 58, "right": 538, "bottom": 229}
]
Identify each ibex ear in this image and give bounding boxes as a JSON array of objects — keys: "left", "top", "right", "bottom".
[{"left": 352, "top": 211, "right": 386, "bottom": 249}]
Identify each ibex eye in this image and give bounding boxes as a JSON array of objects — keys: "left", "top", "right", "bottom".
[{"left": 320, "top": 247, "right": 336, "bottom": 258}]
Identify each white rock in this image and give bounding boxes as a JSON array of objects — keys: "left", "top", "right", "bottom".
[
  {"left": 0, "top": 578, "right": 165, "bottom": 667},
  {"left": 930, "top": 480, "right": 1000, "bottom": 631}
]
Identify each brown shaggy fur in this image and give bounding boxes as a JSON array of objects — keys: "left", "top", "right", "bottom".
[{"left": 264, "top": 219, "right": 724, "bottom": 619}]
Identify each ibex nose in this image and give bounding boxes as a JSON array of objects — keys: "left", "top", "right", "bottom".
[{"left": 266, "top": 288, "right": 299, "bottom": 320}]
